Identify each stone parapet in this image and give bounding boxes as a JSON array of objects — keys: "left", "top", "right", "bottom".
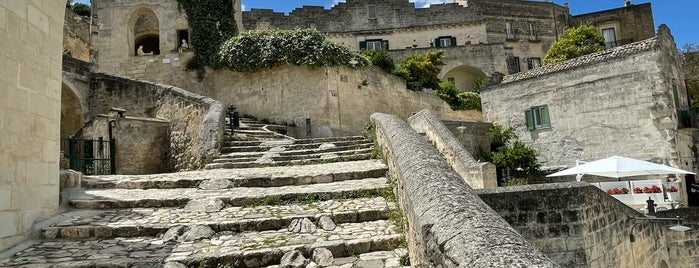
[
  {"left": 370, "top": 112, "right": 558, "bottom": 267},
  {"left": 408, "top": 109, "right": 496, "bottom": 189},
  {"left": 89, "top": 73, "right": 225, "bottom": 171}
]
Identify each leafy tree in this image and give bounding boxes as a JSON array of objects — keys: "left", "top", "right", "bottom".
[
  {"left": 393, "top": 50, "right": 445, "bottom": 90},
  {"left": 488, "top": 124, "right": 540, "bottom": 185},
  {"left": 435, "top": 81, "right": 481, "bottom": 111},
  {"left": 71, "top": 3, "right": 91, "bottom": 17},
  {"left": 543, "top": 23, "right": 605, "bottom": 65},
  {"left": 682, "top": 43, "right": 699, "bottom": 107},
  {"left": 364, "top": 49, "right": 395, "bottom": 73},
  {"left": 218, "top": 29, "right": 369, "bottom": 72}
]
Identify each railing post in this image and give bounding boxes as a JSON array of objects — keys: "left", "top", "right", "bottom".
[
  {"left": 109, "top": 139, "right": 116, "bottom": 175},
  {"left": 233, "top": 111, "right": 239, "bottom": 129}
]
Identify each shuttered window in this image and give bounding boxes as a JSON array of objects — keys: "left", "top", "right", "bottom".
[
  {"left": 434, "top": 36, "right": 457, "bottom": 47},
  {"left": 525, "top": 105, "right": 550, "bottom": 130},
  {"left": 360, "top": 39, "right": 388, "bottom": 51}
]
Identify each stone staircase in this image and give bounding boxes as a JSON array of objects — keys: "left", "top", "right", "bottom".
[{"left": 0, "top": 119, "right": 407, "bottom": 267}]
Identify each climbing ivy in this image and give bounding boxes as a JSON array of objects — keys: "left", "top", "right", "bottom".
[
  {"left": 218, "top": 29, "right": 370, "bottom": 72},
  {"left": 176, "top": 0, "right": 238, "bottom": 69}
]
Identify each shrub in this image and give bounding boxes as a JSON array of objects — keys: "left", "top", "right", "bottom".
[
  {"left": 544, "top": 23, "right": 605, "bottom": 65},
  {"left": 435, "top": 81, "right": 481, "bottom": 111},
  {"left": 218, "top": 29, "right": 370, "bottom": 72},
  {"left": 364, "top": 49, "right": 395, "bottom": 73},
  {"left": 394, "top": 50, "right": 445, "bottom": 90}
]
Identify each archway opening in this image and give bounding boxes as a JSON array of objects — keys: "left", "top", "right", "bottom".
[
  {"left": 130, "top": 7, "right": 160, "bottom": 56},
  {"left": 61, "top": 83, "right": 84, "bottom": 139},
  {"left": 135, "top": 34, "right": 160, "bottom": 56},
  {"left": 441, "top": 65, "right": 488, "bottom": 92}
]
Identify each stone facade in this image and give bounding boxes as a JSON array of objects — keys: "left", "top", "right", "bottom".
[
  {"left": 243, "top": 0, "right": 654, "bottom": 91},
  {"left": 572, "top": 3, "right": 655, "bottom": 49},
  {"left": 63, "top": 7, "right": 91, "bottom": 62},
  {"left": 89, "top": 73, "right": 225, "bottom": 171},
  {"left": 480, "top": 25, "right": 692, "bottom": 172},
  {"left": 0, "top": 0, "right": 65, "bottom": 252}
]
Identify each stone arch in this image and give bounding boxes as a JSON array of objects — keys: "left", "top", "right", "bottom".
[
  {"left": 440, "top": 65, "right": 488, "bottom": 91},
  {"left": 61, "top": 82, "right": 85, "bottom": 139},
  {"left": 128, "top": 7, "right": 160, "bottom": 56}
]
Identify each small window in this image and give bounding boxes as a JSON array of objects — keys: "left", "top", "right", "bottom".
[
  {"left": 368, "top": 5, "right": 376, "bottom": 19},
  {"left": 507, "top": 55, "right": 521, "bottom": 74},
  {"left": 525, "top": 105, "right": 550, "bottom": 130},
  {"left": 177, "top": 29, "right": 189, "bottom": 48},
  {"left": 434, "top": 36, "right": 457, "bottom": 48},
  {"left": 602, "top": 27, "right": 617, "bottom": 49},
  {"left": 528, "top": 23, "right": 538, "bottom": 41},
  {"left": 527, "top": 58, "right": 541, "bottom": 70},
  {"left": 360, "top": 39, "right": 387, "bottom": 51},
  {"left": 506, "top": 22, "right": 516, "bottom": 40}
]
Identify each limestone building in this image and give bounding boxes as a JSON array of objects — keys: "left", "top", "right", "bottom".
[
  {"left": 480, "top": 25, "right": 694, "bottom": 175},
  {"left": 243, "top": 0, "right": 655, "bottom": 91}
]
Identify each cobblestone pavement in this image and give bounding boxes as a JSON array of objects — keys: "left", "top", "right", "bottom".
[{"left": 0, "top": 132, "right": 407, "bottom": 267}]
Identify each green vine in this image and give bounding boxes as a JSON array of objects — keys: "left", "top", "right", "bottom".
[{"left": 176, "top": 0, "right": 238, "bottom": 70}]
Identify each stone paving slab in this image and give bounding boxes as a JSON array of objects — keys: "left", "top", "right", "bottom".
[
  {"left": 43, "top": 197, "right": 392, "bottom": 239},
  {"left": 264, "top": 248, "right": 410, "bottom": 268},
  {"left": 206, "top": 153, "right": 373, "bottom": 170},
  {"left": 70, "top": 177, "right": 389, "bottom": 209},
  {"left": 1, "top": 221, "right": 402, "bottom": 268},
  {"left": 85, "top": 160, "right": 386, "bottom": 186},
  {"left": 84, "top": 165, "right": 387, "bottom": 190},
  {"left": 219, "top": 141, "right": 373, "bottom": 158}
]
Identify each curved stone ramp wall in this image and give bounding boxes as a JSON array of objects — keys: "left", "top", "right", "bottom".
[
  {"left": 89, "top": 73, "right": 225, "bottom": 171},
  {"left": 370, "top": 112, "right": 559, "bottom": 267},
  {"left": 408, "top": 109, "right": 497, "bottom": 189}
]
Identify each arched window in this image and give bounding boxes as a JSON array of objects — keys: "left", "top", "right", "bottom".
[{"left": 129, "top": 7, "right": 160, "bottom": 56}]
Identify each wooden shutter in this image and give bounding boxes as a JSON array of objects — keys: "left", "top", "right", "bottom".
[
  {"left": 359, "top": 41, "right": 367, "bottom": 50},
  {"left": 525, "top": 108, "right": 534, "bottom": 131},
  {"left": 434, "top": 38, "right": 441, "bottom": 48},
  {"left": 450, "top": 36, "right": 457, "bottom": 46},
  {"left": 381, "top": 40, "right": 389, "bottom": 50},
  {"left": 539, "top": 106, "right": 550, "bottom": 128}
]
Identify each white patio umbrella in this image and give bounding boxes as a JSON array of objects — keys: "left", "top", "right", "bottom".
[{"left": 547, "top": 155, "right": 695, "bottom": 178}]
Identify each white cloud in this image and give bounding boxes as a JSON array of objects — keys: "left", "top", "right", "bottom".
[
  {"left": 241, "top": 1, "right": 247, "bottom": 11},
  {"left": 330, "top": 0, "right": 453, "bottom": 8}
]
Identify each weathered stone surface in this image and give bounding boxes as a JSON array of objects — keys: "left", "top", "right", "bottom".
[
  {"left": 198, "top": 178, "right": 232, "bottom": 190},
  {"left": 184, "top": 198, "right": 225, "bottom": 212},
  {"left": 280, "top": 250, "right": 307, "bottom": 268},
  {"left": 163, "top": 262, "right": 187, "bottom": 268},
  {"left": 354, "top": 259, "right": 384, "bottom": 268},
  {"left": 318, "top": 215, "right": 337, "bottom": 231},
  {"left": 180, "top": 225, "right": 214, "bottom": 242},
  {"left": 288, "top": 218, "right": 317, "bottom": 233},
  {"left": 162, "top": 226, "right": 186, "bottom": 243},
  {"left": 312, "top": 248, "right": 334, "bottom": 266}
]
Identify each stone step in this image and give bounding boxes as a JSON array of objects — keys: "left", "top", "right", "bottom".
[
  {"left": 2, "top": 223, "right": 404, "bottom": 268},
  {"left": 220, "top": 139, "right": 372, "bottom": 154},
  {"left": 205, "top": 153, "right": 373, "bottom": 170},
  {"left": 83, "top": 160, "right": 387, "bottom": 189},
  {"left": 43, "top": 197, "right": 392, "bottom": 239},
  {"left": 221, "top": 136, "right": 367, "bottom": 147},
  {"left": 217, "top": 142, "right": 373, "bottom": 160},
  {"left": 69, "top": 177, "right": 388, "bottom": 209}
]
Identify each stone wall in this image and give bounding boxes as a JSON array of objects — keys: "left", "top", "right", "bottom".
[
  {"left": 370, "top": 112, "right": 558, "bottom": 267},
  {"left": 408, "top": 109, "right": 497, "bottom": 189},
  {"left": 476, "top": 183, "right": 699, "bottom": 268},
  {"left": 89, "top": 73, "right": 225, "bottom": 171},
  {"left": 481, "top": 26, "right": 689, "bottom": 171},
  {"left": 0, "top": 0, "right": 65, "bottom": 252},
  {"left": 78, "top": 115, "right": 170, "bottom": 175},
  {"left": 442, "top": 119, "right": 492, "bottom": 160}
]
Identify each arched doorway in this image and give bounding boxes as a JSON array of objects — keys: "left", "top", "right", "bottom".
[
  {"left": 61, "top": 83, "right": 84, "bottom": 139},
  {"left": 440, "top": 65, "right": 488, "bottom": 92},
  {"left": 129, "top": 7, "right": 160, "bottom": 56}
]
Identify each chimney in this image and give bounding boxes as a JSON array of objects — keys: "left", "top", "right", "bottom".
[{"left": 625, "top": 0, "right": 632, "bottom": 7}]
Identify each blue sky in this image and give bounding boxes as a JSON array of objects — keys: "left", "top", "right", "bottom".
[
  {"left": 240, "top": 0, "right": 698, "bottom": 49},
  {"left": 73, "top": 0, "right": 696, "bottom": 48}
]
